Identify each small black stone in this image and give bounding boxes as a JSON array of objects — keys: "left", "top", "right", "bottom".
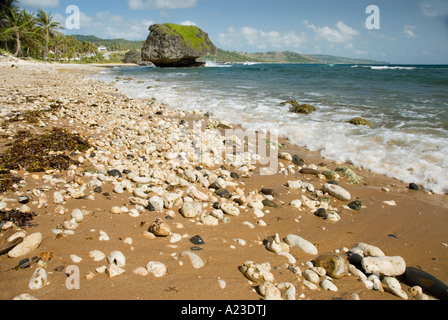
[
  {"left": 195, "top": 166, "right": 202, "bottom": 171},
  {"left": 348, "top": 200, "right": 362, "bottom": 211},
  {"left": 212, "top": 202, "right": 220, "bottom": 209},
  {"left": 216, "top": 189, "right": 231, "bottom": 199},
  {"left": 93, "top": 186, "right": 102, "bottom": 193},
  {"left": 327, "top": 180, "right": 339, "bottom": 185},
  {"left": 155, "top": 111, "right": 163, "bottom": 115},
  {"left": 348, "top": 253, "right": 363, "bottom": 265},
  {"left": 122, "top": 169, "right": 131, "bottom": 174},
  {"left": 409, "top": 183, "right": 419, "bottom": 190},
  {"left": 262, "top": 199, "right": 278, "bottom": 208},
  {"left": 146, "top": 203, "right": 155, "bottom": 212},
  {"left": 190, "top": 246, "right": 203, "bottom": 251},
  {"left": 190, "top": 235, "right": 205, "bottom": 245},
  {"left": 314, "top": 208, "right": 328, "bottom": 218},
  {"left": 292, "top": 155, "right": 305, "bottom": 166},
  {"left": 18, "top": 196, "right": 29, "bottom": 204},
  {"left": 102, "top": 192, "right": 110, "bottom": 197},
  {"left": 261, "top": 188, "right": 275, "bottom": 196},
  {"left": 230, "top": 172, "right": 239, "bottom": 179},
  {"left": 108, "top": 169, "right": 122, "bottom": 178}
]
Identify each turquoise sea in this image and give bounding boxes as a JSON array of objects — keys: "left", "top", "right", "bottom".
[{"left": 93, "top": 62, "right": 448, "bottom": 194}]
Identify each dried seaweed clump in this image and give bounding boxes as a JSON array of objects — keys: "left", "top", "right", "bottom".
[
  {"left": 0, "top": 209, "right": 37, "bottom": 229},
  {"left": 0, "top": 171, "right": 21, "bottom": 193},
  {"left": 0, "top": 127, "right": 91, "bottom": 172}
]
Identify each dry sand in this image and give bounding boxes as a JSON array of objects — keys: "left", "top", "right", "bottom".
[{"left": 0, "top": 57, "right": 447, "bottom": 301}]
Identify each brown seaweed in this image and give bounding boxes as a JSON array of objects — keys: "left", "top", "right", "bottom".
[
  {"left": 0, "top": 127, "right": 91, "bottom": 173},
  {"left": 0, "top": 209, "right": 37, "bottom": 229}
]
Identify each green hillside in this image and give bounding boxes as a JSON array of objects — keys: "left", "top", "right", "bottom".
[
  {"left": 72, "top": 35, "right": 144, "bottom": 51},
  {"left": 205, "top": 49, "right": 318, "bottom": 63}
]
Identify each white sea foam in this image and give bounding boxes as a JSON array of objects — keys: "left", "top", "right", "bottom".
[
  {"left": 367, "top": 66, "right": 417, "bottom": 70},
  {"left": 91, "top": 67, "right": 448, "bottom": 194}
]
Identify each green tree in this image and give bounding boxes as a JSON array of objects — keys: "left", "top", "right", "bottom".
[
  {"left": 2, "top": 8, "right": 35, "bottom": 57},
  {"left": 36, "top": 9, "right": 63, "bottom": 61}
]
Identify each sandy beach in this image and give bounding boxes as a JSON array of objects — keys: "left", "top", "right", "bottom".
[{"left": 0, "top": 55, "right": 447, "bottom": 302}]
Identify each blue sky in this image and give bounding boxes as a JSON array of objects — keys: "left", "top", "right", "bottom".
[{"left": 18, "top": 0, "right": 448, "bottom": 64}]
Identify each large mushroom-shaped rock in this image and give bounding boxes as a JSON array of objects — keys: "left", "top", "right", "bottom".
[
  {"left": 123, "top": 49, "right": 142, "bottom": 64},
  {"left": 141, "top": 23, "right": 217, "bottom": 68}
]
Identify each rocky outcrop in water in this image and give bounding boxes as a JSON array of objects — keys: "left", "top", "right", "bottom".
[{"left": 141, "top": 23, "right": 217, "bottom": 68}]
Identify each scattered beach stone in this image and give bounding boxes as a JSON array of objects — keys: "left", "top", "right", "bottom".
[
  {"left": 220, "top": 202, "right": 240, "bottom": 216},
  {"left": 179, "top": 251, "right": 205, "bottom": 269},
  {"left": 350, "top": 242, "right": 385, "bottom": 257},
  {"left": 107, "top": 251, "right": 126, "bottom": 267},
  {"left": 289, "top": 103, "right": 317, "bottom": 115},
  {"left": 261, "top": 188, "right": 275, "bottom": 196},
  {"left": 348, "top": 200, "right": 362, "bottom": 211},
  {"left": 180, "top": 202, "right": 201, "bottom": 218},
  {"left": 314, "top": 208, "right": 327, "bottom": 219},
  {"left": 336, "top": 167, "right": 363, "bottom": 184},
  {"left": 314, "top": 254, "right": 349, "bottom": 279},
  {"left": 8, "top": 232, "right": 42, "bottom": 258},
  {"left": 403, "top": 267, "right": 448, "bottom": 300},
  {"left": 361, "top": 256, "right": 406, "bottom": 276},
  {"left": 0, "top": 237, "right": 23, "bottom": 255},
  {"left": 107, "top": 263, "right": 125, "bottom": 278},
  {"left": 321, "top": 279, "right": 338, "bottom": 292},
  {"left": 262, "top": 199, "right": 277, "bottom": 208},
  {"left": 148, "top": 217, "right": 171, "bottom": 237},
  {"left": 382, "top": 276, "right": 408, "bottom": 300},
  {"left": 322, "top": 183, "right": 351, "bottom": 201},
  {"left": 28, "top": 267, "right": 48, "bottom": 290},
  {"left": 347, "top": 117, "right": 372, "bottom": 127},
  {"left": 300, "top": 168, "right": 320, "bottom": 175},
  {"left": 146, "top": 261, "right": 167, "bottom": 277},
  {"left": 108, "top": 169, "right": 122, "bottom": 178},
  {"left": 239, "top": 261, "right": 274, "bottom": 283},
  {"left": 292, "top": 155, "right": 305, "bottom": 166},
  {"left": 284, "top": 234, "right": 318, "bottom": 255},
  {"left": 409, "top": 183, "right": 420, "bottom": 190},
  {"left": 190, "top": 235, "right": 205, "bottom": 245}
]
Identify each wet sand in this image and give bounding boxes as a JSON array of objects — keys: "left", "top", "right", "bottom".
[{"left": 0, "top": 57, "right": 447, "bottom": 301}]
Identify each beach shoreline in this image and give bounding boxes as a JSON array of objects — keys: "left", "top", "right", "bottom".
[{"left": 0, "top": 58, "right": 447, "bottom": 301}]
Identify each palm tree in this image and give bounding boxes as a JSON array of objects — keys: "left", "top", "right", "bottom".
[
  {"left": 36, "top": 9, "right": 63, "bottom": 61},
  {"left": 2, "top": 8, "right": 34, "bottom": 57}
]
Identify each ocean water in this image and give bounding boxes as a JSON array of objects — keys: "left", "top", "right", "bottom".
[{"left": 92, "top": 62, "right": 448, "bottom": 194}]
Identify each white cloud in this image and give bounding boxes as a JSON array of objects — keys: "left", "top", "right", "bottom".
[
  {"left": 69, "top": 10, "right": 153, "bottom": 40},
  {"left": 304, "top": 20, "right": 359, "bottom": 43},
  {"left": 404, "top": 25, "right": 418, "bottom": 38},
  {"left": 20, "top": 0, "right": 60, "bottom": 7},
  {"left": 181, "top": 21, "right": 197, "bottom": 26},
  {"left": 218, "top": 26, "right": 306, "bottom": 51},
  {"left": 127, "top": 0, "right": 198, "bottom": 10},
  {"left": 420, "top": 1, "right": 448, "bottom": 18}
]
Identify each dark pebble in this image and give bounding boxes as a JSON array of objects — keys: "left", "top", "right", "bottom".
[
  {"left": 261, "top": 188, "right": 275, "bottom": 196},
  {"left": 107, "top": 169, "right": 122, "bottom": 178},
  {"left": 233, "top": 198, "right": 245, "bottom": 206},
  {"left": 93, "top": 186, "right": 102, "bottom": 193},
  {"left": 403, "top": 267, "right": 448, "bottom": 300},
  {"left": 145, "top": 203, "right": 155, "bottom": 212},
  {"left": 102, "top": 192, "right": 110, "bottom": 197},
  {"left": 122, "top": 169, "right": 131, "bottom": 174},
  {"left": 314, "top": 208, "right": 328, "bottom": 218},
  {"left": 190, "top": 235, "right": 205, "bottom": 245},
  {"left": 155, "top": 111, "right": 163, "bottom": 115},
  {"left": 292, "top": 155, "right": 305, "bottom": 166},
  {"left": 327, "top": 180, "right": 339, "bottom": 185},
  {"left": 300, "top": 168, "right": 320, "bottom": 175},
  {"left": 262, "top": 199, "right": 278, "bottom": 208},
  {"left": 348, "top": 253, "right": 363, "bottom": 266},
  {"left": 216, "top": 189, "right": 231, "bottom": 199},
  {"left": 190, "top": 246, "right": 203, "bottom": 251},
  {"left": 409, "top": 183, "right": 420, "bottom": 190},
  {"left": 230, "top": 172, "right": 239, "bottom": 179},
  {"left": 348, "top": 200, "right": 362, "bottom": 211},
  {"left": 212, "top": 202, "right": 220, "bottom": 209},
  {"left": 18, "top": 196, "right": 29, "bottom": 204}
]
